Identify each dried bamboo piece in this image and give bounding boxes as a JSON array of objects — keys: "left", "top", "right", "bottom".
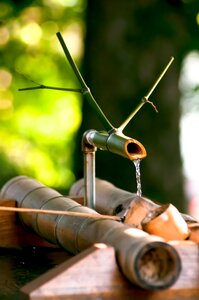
[
  {"left": 188, "top": 223, "right": 199, "bottom": 244},
  {"left": 141, "top": 204, "right": 189, "bottom": 241},
  {"left": 0, "top": 175, "right": 181, "bottom": 290}
]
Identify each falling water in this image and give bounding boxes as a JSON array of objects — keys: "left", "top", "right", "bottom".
[{"left": 133, "top": 159, "right": 142, "bottom": 197}]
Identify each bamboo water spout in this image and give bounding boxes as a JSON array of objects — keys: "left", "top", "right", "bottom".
[
  {"left": 83, "top": 129, "right": 147, "bottom": 161},
  {"left": 0, "top": 175, "right": 181, "bottom": 290},
  {"left": 82, "top": 130, "right": 146, "bottom": 209}
]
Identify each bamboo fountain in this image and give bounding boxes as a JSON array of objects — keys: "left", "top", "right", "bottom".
[{"left": 0, "top": 33, "right": 199, "bottom": 299}]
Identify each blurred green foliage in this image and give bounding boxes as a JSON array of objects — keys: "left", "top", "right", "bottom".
[{"left": 0, "top": 0, "right": 86, "bottom": 191}]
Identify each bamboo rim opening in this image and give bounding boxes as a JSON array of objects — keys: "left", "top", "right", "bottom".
[
  {"left": 135, "top": 242, "right": 181, "bottom": 290},
  {"left": 125, "top": 140, "right": 147, "bottom": 160}
]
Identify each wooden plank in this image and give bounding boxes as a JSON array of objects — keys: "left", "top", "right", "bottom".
[
  {"left": 170, "top": 241, "right": 199, "bottom": 290},
  {"left": 68, "top": 196, "right": 84, "bottom": 205},
  {"left": 20, "top": 244, "right": 132, "bottom": 299},
  {"left": 0, "top": 200, "right": 57, "bottom": 248}
]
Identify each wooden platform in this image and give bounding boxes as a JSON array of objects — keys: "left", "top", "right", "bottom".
[{"left": 20, "top": 243, "right": 199, "bottom": 300}]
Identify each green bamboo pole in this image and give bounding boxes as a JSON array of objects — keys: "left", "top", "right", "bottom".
[
  {"left": 56, "top": 32, "right": 114, "bottom": 131},
  {"left": 117, "top": 56, "right": 174, "bottom": 133},
  {"left": 18, "top": 85, "right": 83, "bottom": 93}
]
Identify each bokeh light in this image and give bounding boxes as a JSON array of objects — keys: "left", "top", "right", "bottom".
[
  {"left": 0, "top": 0, "right": 85, "bottom": 191},
  {"left": 20, "top": 22, "right": 42, "bottom": 45}
]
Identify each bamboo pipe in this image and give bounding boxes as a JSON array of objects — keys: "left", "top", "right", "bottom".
[
  {"left": 84, "top": 129, "right": 147, "bottom": 161},
  {"left": 0, "top": 176, "right": 181, "bottom": 290},
  {"left": 69, "top": 178, "right": 197, "bottom": 228}
]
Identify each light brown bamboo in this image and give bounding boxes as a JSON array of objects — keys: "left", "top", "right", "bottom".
[
  {"left": 0, "top": 175, "right": 181, "bottom": 290},
  {"left": 188, "top": 223, "right": 199, "bottom": 243},
  {"left": 0, "top": 206, "right": 121, "bottom": 221},
  {"left": 141, "top": 204, "right": 189, "bottom": 241}
]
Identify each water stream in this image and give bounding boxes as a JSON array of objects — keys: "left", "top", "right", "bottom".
[{"left": 133, "top": 159, "right": 142, "bottom": 197}]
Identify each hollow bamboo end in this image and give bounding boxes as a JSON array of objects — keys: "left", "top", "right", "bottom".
[
  {"left": 0, "top": 175, "right": 28, "bottom": 198},
  {"left": 125, "top": 139, "right": 147, "bottom": 160},
  {"left": 135, "top": 241, "right": 181, "bottom": 290}
]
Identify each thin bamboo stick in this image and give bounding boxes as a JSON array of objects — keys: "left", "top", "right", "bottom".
[
  {"left": 118, "top": 56, "right": 174, "bottom": 132},
  {"left": 0, "top": 205, "right": 121, "bottom": 221},
  {"left": 56, "top": 32, "right": 114, "bottom": 131}
]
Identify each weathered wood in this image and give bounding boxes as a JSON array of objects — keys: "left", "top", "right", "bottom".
[
  {"left": 0, "top": 199, "right": 57, "bottom": 248},
  {"left": 20, "top": 244, "right": 132, "bottom": 299},
  {"left": 67, "top": 195, "right": 84, "bottom": 206},
  {"left": 170, "top": 241, "right": 199, "bottom": 290},
  {"left": 20, "top": 242, "right": 199, "bottom": 300}
]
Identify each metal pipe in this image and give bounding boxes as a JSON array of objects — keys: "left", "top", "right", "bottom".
[
  {"left": 82, "top": 131, "right": 97, "bottom": 209},
  {"left": 1, "top": 176, "right": 181, "bottom": 290}
]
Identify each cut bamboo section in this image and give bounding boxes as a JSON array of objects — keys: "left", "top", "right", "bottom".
[{"left": 141, "top": 204, "right": 189, "bottom": 241}]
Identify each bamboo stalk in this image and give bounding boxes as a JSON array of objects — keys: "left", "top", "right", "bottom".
[
  {"left": 18, "top": 85, "right": 83, "bottom": 93},
  {"left": 118, "top": 56, "right": 174, "bottom": 132},
  {"left": 56, "top": 32, "right": 114, "bottom": 131},
  {"left": 0, "top": 205, "right": 121, "bottom": 221}
]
